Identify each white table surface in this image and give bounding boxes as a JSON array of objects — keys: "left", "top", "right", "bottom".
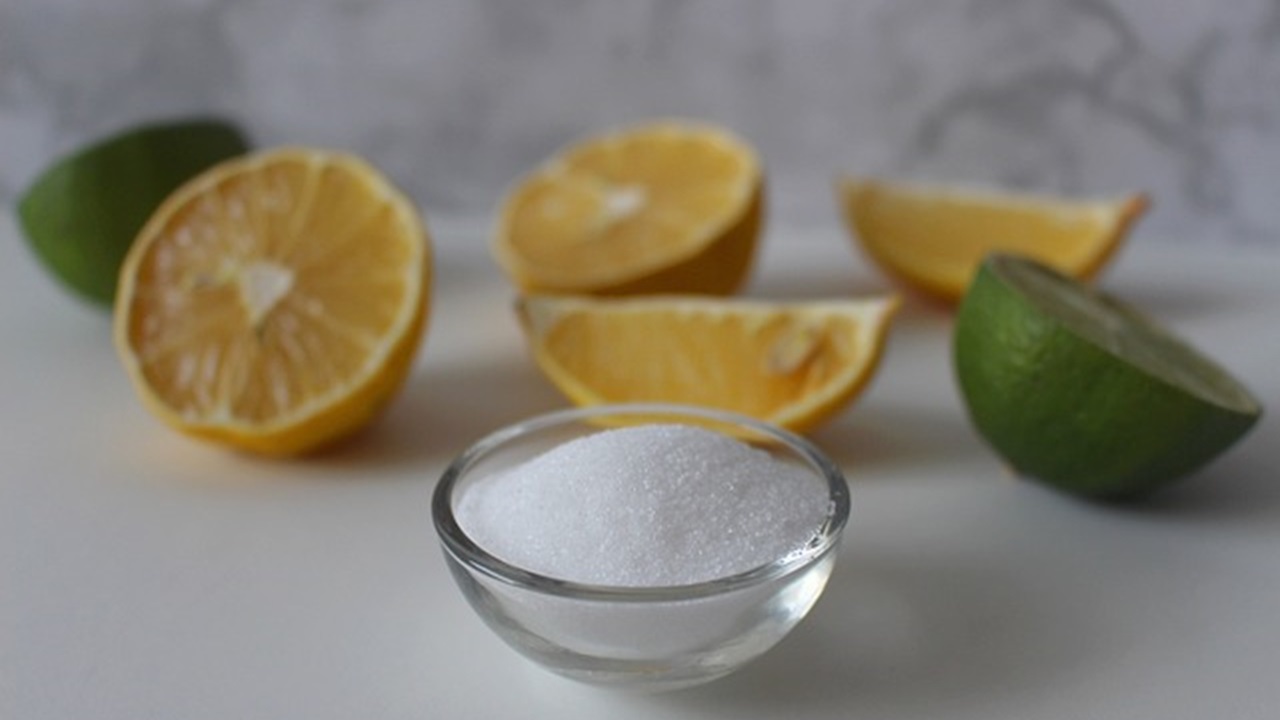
[{"left": 3, "top": 214, "right": 1278, "bottom": 720}]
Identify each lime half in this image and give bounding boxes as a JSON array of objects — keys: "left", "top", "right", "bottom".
[
  {"left": 17, "top": 119, "right": 250, "bottom": 306},
  {"left": 954, "top": 254, "right": 1262, "bottom": 501}
]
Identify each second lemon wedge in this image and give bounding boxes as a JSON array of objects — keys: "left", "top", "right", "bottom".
[
  {"left": 516, "top": 294, "right": 900, "bottom": 433},
  {"left": 837, "top": 177, "right": 1148, "bottom": 303}
]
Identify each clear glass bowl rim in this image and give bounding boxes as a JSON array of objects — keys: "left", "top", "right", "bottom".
[{"left": 431, "top": 403, "right": 851, "bottom": 603}]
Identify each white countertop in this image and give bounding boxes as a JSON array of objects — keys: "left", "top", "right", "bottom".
[{"left": 3, "top": 215, "right": 1278, "bottom": 719}]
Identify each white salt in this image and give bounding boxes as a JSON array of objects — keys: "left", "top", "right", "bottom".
[{"left": 454, "top": 424, "right": 831, "bottom": 587}]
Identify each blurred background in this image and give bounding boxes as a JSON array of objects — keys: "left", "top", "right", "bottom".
[{"left": 2, "top": 0, "right": 1278, "bottom": 246}]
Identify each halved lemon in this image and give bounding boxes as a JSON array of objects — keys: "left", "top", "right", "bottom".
[
  {"left": 494, "top": 121, "right": 763, "bottom": 296},
  {"left": 114, "top": 148, "right": 432, "bottom": 456},
  {"left": 516, "top": 294, "right": 900, "bottom": 433},
  {"left": 836, "top": 176, "right": 1148, "bottom": 303}
]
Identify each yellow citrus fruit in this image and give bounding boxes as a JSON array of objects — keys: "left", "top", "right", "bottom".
[
  {"left": 494, "top": 121, "right": 763, "bottom": 296},
  {"left": 114, "top": 148, "right": 432, "bottom": 456},
  {"left": 836, "top": 177, "right": 1148, "bottom": 303},
  {"left": 516, "top": 294, "right": 900, "bottom": 433}
]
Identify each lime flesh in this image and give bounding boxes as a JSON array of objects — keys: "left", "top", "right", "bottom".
[
  {"left": 17, "top": 119, "right": 250, "bottom": 306},
  {"left": 954, "top": 254, "right": 1262, "bottom": 501}
]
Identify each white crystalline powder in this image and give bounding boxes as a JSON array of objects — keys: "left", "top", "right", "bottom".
[{"left": 454, "top": 424, "right": 831, "bottom": 587}]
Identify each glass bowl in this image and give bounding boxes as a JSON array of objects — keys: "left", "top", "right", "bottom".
[{"left": 431, "top": 403, "right": 850, "bottom": 692}]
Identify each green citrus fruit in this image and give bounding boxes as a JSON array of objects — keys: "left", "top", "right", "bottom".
[
  {"left": 954, "top": 253, "right": 1262, "bottom": 501},
  {"left": 17, "top": 119, "right": 251, "bottom": 306}
]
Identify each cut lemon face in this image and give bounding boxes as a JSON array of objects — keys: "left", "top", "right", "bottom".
[
  {"left": 516, "top": 294, "right": 900, "bottom": 433},
  {"left": 836, "top": 177, "right": 1148, "bottom": 303},
  {"left": 494, "top": 121, "right": 763, "bottom": 296},
  {"left": 114, "top": 148, "right": 432, "bottom": 456}
]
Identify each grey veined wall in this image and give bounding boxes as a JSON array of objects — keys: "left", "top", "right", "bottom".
[{"left": 3, "top": 0, "right": 1278, "bottom": 245}]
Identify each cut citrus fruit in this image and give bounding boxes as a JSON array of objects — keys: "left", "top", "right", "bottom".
[
  {"left": 836, "top": 176, "right": 1148, "bottom": 303},
  {"left": 954, "top": 254, "right": 1261, "bottom": 501},
  {"left": 494, "top": 121, "right": 763, "bottom": 296},
  {"left": 18, "top": 118, "right": 251, "bottom": 306},
  {"left": 516, "top": 294, "right": 900, "bottom": 433},
  {"left": 114, "top": 148, "right": 432, "bottom": 456}
]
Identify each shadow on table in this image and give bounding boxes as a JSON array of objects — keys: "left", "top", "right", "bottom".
[
  {"left": 642, "top": 545, "right": 1103, "bottom": 717},
  {"left": 310, "top": 353, "right": 566, "bottom": 470},
  {"left": 811, "top": 403, "right": 982, "bottom": 475},
  {"left": 1101, "top": 440, "right": 1280, "bottom": 528}
]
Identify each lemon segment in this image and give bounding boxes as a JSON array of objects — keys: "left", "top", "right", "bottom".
[
  {"left": 837, "top": 177, "right": 1148, "bottom": 303},
  {"left": 516, "top": 294, "right": 900, "bottom": 433}
]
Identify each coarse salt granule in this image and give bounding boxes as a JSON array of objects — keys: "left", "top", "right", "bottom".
[{"left": 454, "top": 423, "right": 831, "bottom": 587}]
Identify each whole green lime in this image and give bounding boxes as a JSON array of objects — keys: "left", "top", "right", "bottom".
[
  {"left": 954, "top": 254, "right": 1262, "bottom": 501},
  {"left": 17, "top": 119, "right": 250, "bottom": 306}
]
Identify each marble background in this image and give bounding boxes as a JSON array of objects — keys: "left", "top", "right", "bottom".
[{"left": 2, "top": 0, "right": 1278, "bottom": 246}]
